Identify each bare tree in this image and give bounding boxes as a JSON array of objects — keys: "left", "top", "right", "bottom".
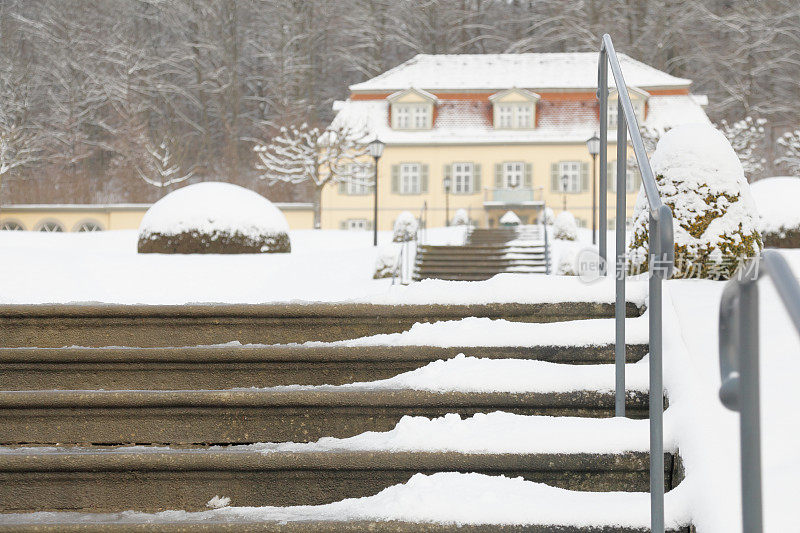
[
  {"left": 135, "top": 133, "right": 200, "bottom": 195},
  {"left": 254, "top": 123, "right": 368, "bottom": 228},
  {"left": 775, "top": 129, "right": 800, "bottom": 176}
]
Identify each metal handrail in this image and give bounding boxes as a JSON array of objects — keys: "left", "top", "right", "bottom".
[
  {"left": 598, "top": 34, "right": 675, "bottom": 533},
  {"left": 718, "top": 250, "right": 800, "bottom": 533}
]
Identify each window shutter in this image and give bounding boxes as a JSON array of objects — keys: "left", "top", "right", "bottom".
[
  {"left": 366, "top": 220, "right": 373, "bottom": 230},
  {"left": 339, "top": 220, "right": 347, "bottom": 230},
  {"left": 473, "top": 163, "right": 481, "bottom": 193},
  {"left": 495, "top": 163, "right": 503, "bottom": 188},
  {"left": 443, "top": 164, "right": 451, "bottom": 191},
  {"left": 339, "top": 180, "right": 347, "bottom": 194},
  {"left": 550, "top": 163, "right": 559, "bottom": 191},
  {"left": 607, "top": 161, "right": 616, "bottom": 192},
  {"left": 420, "top": 164, "right": 429, "bottom": 193},
  {"left": 524, "top": 163, "right": 533, "bottom": 188},
  {"left": 391, "top": 165, "right": 400, "bottom": 193},
  {"left": 581, "top": 162, "right": 589, "bottom": 192}
]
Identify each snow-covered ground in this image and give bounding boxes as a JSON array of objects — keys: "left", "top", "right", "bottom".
[
  {"left": 2, "top": 228, "right": 799, "bottom": 531},
  {"left": 0, "top": 226, "right": 623, "bottom": 305}
]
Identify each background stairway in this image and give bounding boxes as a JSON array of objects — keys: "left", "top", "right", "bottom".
[
  {"left": 0, "top": 301, "right": 689, "bottom": 532},
  {"left": 414, "top": 226, "right": 550, "bottom": 282}
]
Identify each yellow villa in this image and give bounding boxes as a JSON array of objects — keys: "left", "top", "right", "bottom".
[{"left": 324, "top": 53, "right": 710, "bottom": 231}]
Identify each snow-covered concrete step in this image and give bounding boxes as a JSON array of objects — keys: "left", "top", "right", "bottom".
[
  {"left": 0, "top": 344, "right": 649, "bottom": 390},
  {"left": 0, "top": 520, "right": 693, "bottom": 532},
  {"left": 0, "top": 447, "right": 678, "bottom": 512},
  {"left": 0, "top": 302, "right": 641, "bottom": 348},
  {"left": 0, "top": 388, "right": 655, "bottom": 445}
]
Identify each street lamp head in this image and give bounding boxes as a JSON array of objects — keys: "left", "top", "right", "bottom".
[
  {"left": 368, "top": 138, "right": 385, "bottom": 159},
  {"left": 586, "top": 133, "right": 601, "bottom": 156},
  {"left": 561, "top": 174, "right": 569, "bottom": 191},
  {"left": 443, "top": 176, "right": 451, "bottom": 192}
]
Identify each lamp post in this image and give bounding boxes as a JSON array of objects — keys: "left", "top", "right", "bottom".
[
  {"left": 586, "top": 133, "right": 600, "bottom": 245},
  {"left": 368, "top": 139, "right": 385, "bottom": 246},
  {"left": 443, "top": 176, "right": 451, "bottom": 226},
  {"left": 561, "top": 174, "right": 569, "bottom": 212}
]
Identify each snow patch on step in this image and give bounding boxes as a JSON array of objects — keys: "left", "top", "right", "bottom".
[
  {"left": 0, "top": 472, "right": 691, "bottom": 529},
  {"left": 244, "top": 411, "right": 671, "bottom": 454},
  {"left": 348, "top": 354, "right": 650, "bottom": 393},
  {"left": 322, "top": 315, "right": 649, "bottom": 348}
]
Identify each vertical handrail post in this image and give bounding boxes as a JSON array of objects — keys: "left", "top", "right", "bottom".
[
  {"left": 615, "top": 100, "right": 627, "bottom": 418},
  {"left": 648, "top": 213, "right": 665, "bottom": 533},
  {"left": 739, "top": 279, "right": 763, "bottom": 533},
  {"left": 543, "top": 200, "right": 550, "bottom": 274},
  {"left": 598, "top": 49, "right": 608, "bottom": 274}
]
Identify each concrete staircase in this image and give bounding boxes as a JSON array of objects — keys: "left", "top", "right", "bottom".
[
  {"left": 414, "top": 226, "right": 550, "bottom": 281},
  {"left": 0, "top": 301, "right": 689, "bottom": 532}
]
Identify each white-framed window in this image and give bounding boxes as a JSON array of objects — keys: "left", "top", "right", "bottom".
[
  {"left": 400, "top": 163, "right": 421, "bottom": 194},
  {"left": 0, "top": 220, "right": 24, "bottom": 231},
  {"left": 413, "top": 105, "right": 429, "bottom": 129},
  {"left": 502, "top": 162, "right": 524, "bottom": 189},
  {"left": 452, "top": 162, "right": 473, "bottom": 194},
  {"left": 558, "top": 161, "right": 582, "bottom": 193},
  {"left": 347, "top": 219, "right": 369, "bottom": 231},
  {"left": 36, "top": 220, "right": 64, "bottom": 232},
  {"left": 496, "top": 104, "right": 534, "bottom": 129},
  {"left": 345, "top": 163, "right": 372, "bottom": 195},
  {"left": 392, "top": 103, "right": 431, "bottom": 130},
  {"left": 516, "top": 104, "right": 533, "bottom": 128},
  {"left": 498, "top": 105, "right": 513, "bottom": 128},
  {"left": 608, "top": 160, "right": 641, "bottom": 193}
]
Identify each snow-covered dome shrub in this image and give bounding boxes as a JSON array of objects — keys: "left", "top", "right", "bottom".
[
  {"left": 628, "top": 124, "right": 762, "bottom": 279},
  {"left": 137, "top": 182, "right": 291, "bottom": 254},
  {"left": 393, "top": 211, "right": 418, "bottom": 242},
  {"left": 540, "top": 207, "right": 555, "bottom": 225},
  {"left": 499, "top": 211, "right": 521, "bottom": 226},
  {"left": 553, "top": 211, "right": 578, "bottom": 241},
  {"left": 452, "top": 208, "right": 470, "bottom": 226},
  {"left": 751, "top": 177, "right": 800, "bottom": 248},
  {"left": 556, "top": 245, "right": 578, "bottom": 276},
  {"left": 373, "top": 252, "right": 398, "bottom": 279}
]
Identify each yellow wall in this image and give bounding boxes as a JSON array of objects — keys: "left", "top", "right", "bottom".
[
  {"left": 0, "top": 204, "right": 315, "bottom": 232},
  {"left": 322, "top": 143, "right": 640, "bottom": 231}
]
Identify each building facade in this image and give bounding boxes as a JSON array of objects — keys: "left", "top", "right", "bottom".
[
  {"left": 0, "top": 203, "right": 314, "bottom": 232},
  {"left": 323, "top": 53, "right": 710, "bottom": 231}
]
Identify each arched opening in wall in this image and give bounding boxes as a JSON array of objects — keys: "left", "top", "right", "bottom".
[
  {"left": 35, "top": 220, "right": 65, "bottom": 232},
  {"left": 0, "top": 220, "right": 25, "bottom": 231},
  {"left": 74, "top": 220, "right": 104, "bottom": 232}
]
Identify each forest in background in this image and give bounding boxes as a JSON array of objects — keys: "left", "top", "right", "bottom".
[{"left": 0, "top": 0, "right": 798, "bottom": 204}]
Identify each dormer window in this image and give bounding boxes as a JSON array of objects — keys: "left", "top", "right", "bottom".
[
  {"left": 497, "top": 103, "right": 534, "bottom": 129},
  {"left": 608, "top": 88, "right": 648, "bottom": 128},
  {"left": 490, "top": 88, "right": 540, "bottom": 130},
  {"left": 388, "top": 88, "right": 436, "bottom": 131}
]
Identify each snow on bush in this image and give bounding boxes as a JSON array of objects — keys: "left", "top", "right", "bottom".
[
  {"left": 541, "top": 207, "right": 555, "bottom": 225},
  {"left": 392, "top": 211, "right": 418, "bottom": 243},
  {"left": 373, "top": 251, "right": 398, "bottom": 279},
  {"left": 499, "top": 211, "right": 521, "bottom": 226},
  {"left": 451, "top": 208, "right": 470, "bottom": 226},
  {"left": 556, "top": 245, "right": 578, "bottom": 276},
  {"left": 137, "top": 182, "right": 291, "bottom": 254},
  {"left": 628, "top": 123, "right": 762, "bottom": 279},
  {"left": 751, "top": 177, "right": 800, "bottom": 248},
  {"left": 553, "top": 211, "right": 578, "bottom": 241}
]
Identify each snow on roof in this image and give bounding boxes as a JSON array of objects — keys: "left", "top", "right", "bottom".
[
  {"left": 750, "top": 177, "right": 800, "bottom": 233},
  {"left": 331, "top": 94, "right": 709, "bottom": 145},
  {"left": 350, "top": 53, "right": 691, "bottom": 92},
  {"left": 138, "top": 182, "right": 289, "bottom": 238}
]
